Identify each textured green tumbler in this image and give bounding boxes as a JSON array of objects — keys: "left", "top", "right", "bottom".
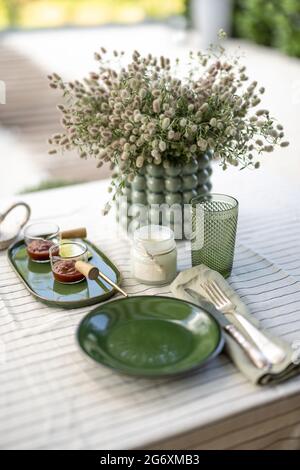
[{"left": 191, "top": 194, "right": 238, "bottom": 278}]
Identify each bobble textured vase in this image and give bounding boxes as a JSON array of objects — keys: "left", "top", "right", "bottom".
[{"left": 116, "top": 151, "right": 213, "bottom": 239}]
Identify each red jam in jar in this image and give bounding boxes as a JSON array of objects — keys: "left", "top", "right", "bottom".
[
  {"left": 27, "top": 239, "right": 55, "bottom": 261},
  {"left": 52, "top": 260, "right": 85, "bottom": 284}
]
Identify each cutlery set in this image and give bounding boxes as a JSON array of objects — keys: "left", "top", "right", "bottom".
[{"left": 187, "top": 281, "right": 286, "bottom": 369}]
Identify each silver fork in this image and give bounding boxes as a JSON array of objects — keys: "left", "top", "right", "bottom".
[{"left": 202, "top": 281, "right": 286, "bottom": 365}]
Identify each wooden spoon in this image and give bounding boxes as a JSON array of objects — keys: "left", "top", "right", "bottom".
[{"left": 75, "top": 260, "right": 128, "bottom": 298}]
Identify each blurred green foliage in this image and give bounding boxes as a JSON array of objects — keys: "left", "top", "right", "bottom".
[
  {"left": 274, "top": 0, "right": 300, "bottom": 56},
  {"left": 234, "top": 0, "right": 300, "bottom": 57},
  {"left": 19, "top": 179, "right": 83, "bottom": 194},
  {"left": 183, "top": 0, "right": 192, "bottom": 27}
]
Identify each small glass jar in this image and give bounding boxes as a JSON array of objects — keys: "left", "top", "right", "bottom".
[
  {"left": 24, "top": 222, "right": 60, "bottom": 263},
  {"left": 49, "top": 241, "right": 88, "bottom": 284},
  {"left": 131, "top": 225, "right": 177, "bottom": 285}
]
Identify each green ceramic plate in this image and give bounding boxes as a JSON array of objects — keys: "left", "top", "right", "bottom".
[
  {"left": 77, "top": 296, "right": 224, "bottom": 377},
  {"left": 7, "top": 239, "right": 120, "bottom": 309}
]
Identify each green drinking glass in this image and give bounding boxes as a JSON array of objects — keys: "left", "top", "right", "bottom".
[{"left": 191, "top": 193, "right": 238, "bottom": 278}]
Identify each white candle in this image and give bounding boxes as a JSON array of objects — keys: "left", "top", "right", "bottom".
[{"left": 131, "top": 225, "right": 177, "bottom": 285}]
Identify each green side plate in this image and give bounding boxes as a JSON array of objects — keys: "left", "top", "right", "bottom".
[
  {"left": 7, "top": 239, "right": 120, "bottom": 309},
  {"left": 77, "top": 296, "right": 224, "bottom": 377}
]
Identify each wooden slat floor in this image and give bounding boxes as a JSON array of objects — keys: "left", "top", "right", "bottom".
[{"left": 0, "top": 43, "right": 110, "bottom": 183}]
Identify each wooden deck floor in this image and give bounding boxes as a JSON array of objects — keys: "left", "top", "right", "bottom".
[{"left": 0, "top": 43, "right": 110, "bottom": 183}]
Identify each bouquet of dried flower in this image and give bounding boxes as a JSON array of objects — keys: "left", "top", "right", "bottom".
[{"left": 48, "top": 41, "right": 289, "bottom": 210}]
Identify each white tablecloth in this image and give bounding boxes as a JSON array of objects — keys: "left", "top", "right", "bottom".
[{"left": 1, "top": 170, "right": 300, "bottom": 450}]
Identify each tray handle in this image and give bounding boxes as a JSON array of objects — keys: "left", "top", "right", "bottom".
[{"left": 0, "top": 202, "right": 31, "bottom": 229}]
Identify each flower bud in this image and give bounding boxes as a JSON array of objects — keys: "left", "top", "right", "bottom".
[
  {"left": 153, "top": 98, "right": 161, "bottom": 113},
  {"left": 161, "top": 117, "right": 171, "bottom": 130},
  {"left": 159, "top": 140, "right": 167, "bottom": 152},
  {"left": 168, "top": 130, "right": 175, "bottom": 140},
  {"left": 139, "top": 88, "right": 147, "bottom": 100},
  {"left": 197, "top": 138, "right": 208, "bottom": 151},
  {"left": 136, "top": 156, "right": 144, "bottom": 168}
]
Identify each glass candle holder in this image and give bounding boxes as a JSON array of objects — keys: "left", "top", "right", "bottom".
[
  {"left": 191, "top": 193, "right": 238, "bottom": 278},
  {"left": 24, "top": 222, "right": 60, "bottom": 263},
  {"left": 49, "top": 241, "right": 88, "bottom": 284},
  {"left": 131, "top": 225, "right": 177, "bottom": 285}
]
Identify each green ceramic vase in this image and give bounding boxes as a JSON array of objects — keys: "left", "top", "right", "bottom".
[{"left": 116, "top": 151, "right": 213, "bottom": 239}]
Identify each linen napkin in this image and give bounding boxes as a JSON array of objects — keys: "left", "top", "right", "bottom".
[{"left": 170, "top": 265, "right": 300, "bottom": 385}]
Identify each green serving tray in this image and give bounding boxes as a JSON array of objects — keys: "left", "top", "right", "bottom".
[{"left": 7, "top": 239, "right": 121, "bottom": 309}]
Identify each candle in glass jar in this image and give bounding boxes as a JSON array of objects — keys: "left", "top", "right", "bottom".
[{"left": 131, "top": 225, "right": 177, "bottom": 285}]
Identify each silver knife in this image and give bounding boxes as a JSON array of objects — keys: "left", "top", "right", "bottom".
[{"left": 186, "top": 288, "right": 271, "bottom": 370}]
